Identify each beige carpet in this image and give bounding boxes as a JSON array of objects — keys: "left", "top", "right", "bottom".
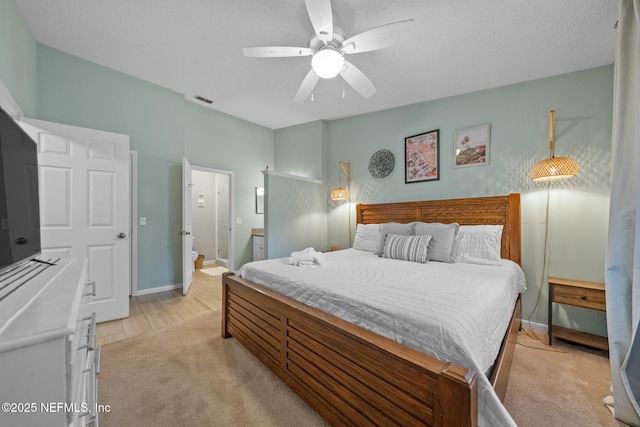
[
  {"left": 98, "top": 310, "right": 328, "bottom": 427},
  {"left": 99, "top": 312, "right": 619, "bottom": 427},
  {"left": 504, "top": 330, "right": 619, "bottom": 427},
  {"left": 199, "top": 266, "right": 228, "bottom": 277}
]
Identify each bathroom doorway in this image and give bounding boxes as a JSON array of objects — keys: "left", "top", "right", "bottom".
[{"left": 190, "top": 166, "right": 234, "bottom": 273}]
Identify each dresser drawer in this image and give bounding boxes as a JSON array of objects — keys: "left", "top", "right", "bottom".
[{"left": 553, "top": 284, "right": 606, "bottom": 311}]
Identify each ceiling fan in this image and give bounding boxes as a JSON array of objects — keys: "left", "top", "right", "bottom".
[{"left": 242, "top": 0, "right": 415, "bottom": 102}]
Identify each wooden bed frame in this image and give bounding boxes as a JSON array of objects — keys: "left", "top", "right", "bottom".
[{"left": 222, "top": 194, "right": 521, "bottom": 426}]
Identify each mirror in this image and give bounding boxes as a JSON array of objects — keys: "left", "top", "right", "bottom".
[{"left": 256, "top": 187, "right": 264, "bottom": 214}]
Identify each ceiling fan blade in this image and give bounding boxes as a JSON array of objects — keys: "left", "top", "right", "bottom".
[
  {"left": 341, "top": 19, "right": 415, "bottom": 54},
  {"left": 340, "top": 61, "right": 377, "bottom": 98},
  {"left": 295, "top": 69, "right": 320, "bottom": 102},
  {"left": 305, "top": 0, "right": 333, "bottom": 43},
  {"left": 243, "top": 46, "right": 312, "bottom": 58}
]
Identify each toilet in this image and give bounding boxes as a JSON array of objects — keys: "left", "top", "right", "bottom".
[{"left": 191, "top": 251, "right": 198, "bottom": 272}]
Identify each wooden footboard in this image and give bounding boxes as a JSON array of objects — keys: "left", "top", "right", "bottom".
[{"left": 222, "top": 272, "right": 478, "bottom": 427}]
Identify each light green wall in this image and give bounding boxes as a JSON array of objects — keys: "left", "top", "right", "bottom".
[
  {"left": 264, "top": 171, "right": 327, "bottom": 258},
  {"left": 269, "top": 121, "right": 328, "bottom": 258},
  {"left": 0, "top": 0, "right": 37, "bottom": 116},
  {"left": 274, "top": 120, "right": 326, "bottom": 180},
  {"left": 322, "top": 66, "right": 613, "bottom": 335},
  {"left": 183, "top": 100, "right": 273, "bottom": 265},
  {"left": 36, "top": 44, "right": 184, "bottom": 291},
  {"left": 34, "top": 44, "right": 272, "bottom": 290}
]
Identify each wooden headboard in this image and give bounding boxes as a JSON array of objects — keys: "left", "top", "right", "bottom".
[{"left": 355, "top": 193, "right": 521, "bottom": 265}]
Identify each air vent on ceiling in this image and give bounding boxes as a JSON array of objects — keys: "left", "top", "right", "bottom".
[{"left": 194, "top": 95, "right": 214, "bottom": 104}]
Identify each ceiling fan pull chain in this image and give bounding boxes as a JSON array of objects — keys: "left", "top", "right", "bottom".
[
  {"left": 311, "top": 93, "right": 314, "bottom": 102},
  {"left": 342, "top": 78, "right": 346, "bottom": 99}
]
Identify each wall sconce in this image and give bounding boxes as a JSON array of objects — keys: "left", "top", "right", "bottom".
[
  {"left": 331, "top": 162, "right": 351, "bottom": 200},
  {"left": 530, "top": 110, "right": 579, "bottom": 181},
  {"left": 528, "top": 110, "right": 580, "bottom": 335}
]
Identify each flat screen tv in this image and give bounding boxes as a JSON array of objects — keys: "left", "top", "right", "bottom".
[{"left": 0, "top": 105, "right": 41, "bottom": 274}]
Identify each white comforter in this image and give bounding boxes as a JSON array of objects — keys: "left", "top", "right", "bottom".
[{"left": 237, "top": 248, "right": 526, "bottom": 427}]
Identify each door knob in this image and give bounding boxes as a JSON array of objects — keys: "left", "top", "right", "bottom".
[{"left": 117, "top": 233, "right": 126, "bottom": 239}]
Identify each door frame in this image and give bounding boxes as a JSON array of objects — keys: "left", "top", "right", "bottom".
[
  {"left": 182, "top": 158, "right": 194, "bottom": 295},
  {"left": 190, "top": 164, "right": 235, "bottom": 272},
  {"left": 130, "top": 151, "right": 138, "bottom": 296}
]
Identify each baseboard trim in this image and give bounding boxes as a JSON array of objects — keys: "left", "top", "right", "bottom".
[
  {"left": 214, "top": 259, "right": 229, "bottom": 268},
  {"left": 522, "top": 319, "right": 547, "bottom": 333},
  {"left": 136, "top": 283, "right": 181, "bottom": 296}
]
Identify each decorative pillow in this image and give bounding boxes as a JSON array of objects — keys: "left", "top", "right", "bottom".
[
  {"left": 352, "top": 223, "right": 380, "bottom": 252},
  {"left": 452, "top": 225, "right": 504, "bottom": 265},
  {"left": 382, "top": 234, "right": 432, "bottom": 263},
  {"left": 413, "top": 222, "right": 459, "bottom": 263},
  {"left": 375, "top": 222, "right": 415, "bottom": 256}
]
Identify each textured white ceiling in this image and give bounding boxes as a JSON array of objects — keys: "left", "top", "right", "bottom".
[{"left": 16, "top": 0, "right": 618, "bottom": 129}]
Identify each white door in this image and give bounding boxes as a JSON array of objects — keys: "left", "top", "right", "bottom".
[
  {"left": 182, "top": 158, "right": 194, "bottom": 295},
  {"left": 21, "top": 118, "right": 130, "bottom": 322}
]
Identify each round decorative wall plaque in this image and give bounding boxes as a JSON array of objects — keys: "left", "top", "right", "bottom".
[{"left": 368, "top": 149, "right": 395, "bottom": 179}]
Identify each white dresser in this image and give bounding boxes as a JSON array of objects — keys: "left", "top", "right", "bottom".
[{"left": 0, "top": 258, "right": 99, "bottom": 427}]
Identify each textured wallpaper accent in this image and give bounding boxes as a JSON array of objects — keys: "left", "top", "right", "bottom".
[{"left": 264, "top": 171, "right": 327, "bottom": 259}]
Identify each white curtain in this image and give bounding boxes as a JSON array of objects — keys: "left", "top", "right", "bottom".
[{"left": 605, "top": 1, "right": 640, "bottom": 425}]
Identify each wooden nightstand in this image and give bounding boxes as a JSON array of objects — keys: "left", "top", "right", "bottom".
[{"left": 547, "top": 276, "right": 608, "bottom": 351}]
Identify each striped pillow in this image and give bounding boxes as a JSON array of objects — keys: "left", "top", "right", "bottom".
[{"left": 382, "top": 234, "right": 432, "bottom": 263}]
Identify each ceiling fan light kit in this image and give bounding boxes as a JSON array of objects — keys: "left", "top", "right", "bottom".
[
  {"left": 242, "top": 0, "right": 414, "bottom": 102},
  {"left": 311, "top": 48, "right": 344, "bottom": 79}
]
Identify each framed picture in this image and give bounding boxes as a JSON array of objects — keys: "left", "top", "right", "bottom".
[
  {"left": 405, "top": 129, "right": 440, "bottom": 183},
  {"left": 454, "top": 124, "right": 490, "bottom": 168}
]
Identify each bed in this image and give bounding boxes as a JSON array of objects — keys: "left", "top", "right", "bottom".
[{"left": 221, "top": 194, "right": 523, "bottom": 426}]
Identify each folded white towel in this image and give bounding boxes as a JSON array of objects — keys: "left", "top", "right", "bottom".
[{"left": 289, "top": 247, "right": 325, "bottom": 266}]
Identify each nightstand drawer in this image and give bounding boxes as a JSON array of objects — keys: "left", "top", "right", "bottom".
[{"left": 553, "top": 284, "right": 606, "bottom": 311}]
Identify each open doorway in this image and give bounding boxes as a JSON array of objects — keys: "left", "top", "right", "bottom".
[
  {"left": 190, "top": 166, "right": 234, "bottom": 273},
  {"left": 181, "top": 160, "right": 234, "bottom": 296}
]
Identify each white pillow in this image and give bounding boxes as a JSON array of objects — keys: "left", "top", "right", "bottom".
[
  {"left": 352, "top": 223, "right": 380, "bottom": 252},
  {"left": 382, "top": 234, "right": 432, "bottom": 263},
  {"left": 413, "top": 222, "right": 459, "bottom": 263},
  {"left": 452, "top": 225, "right": 503, "bottom": 265},
  {"left": 375, "top": 222, "right": 415, "bottom": 256}
]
